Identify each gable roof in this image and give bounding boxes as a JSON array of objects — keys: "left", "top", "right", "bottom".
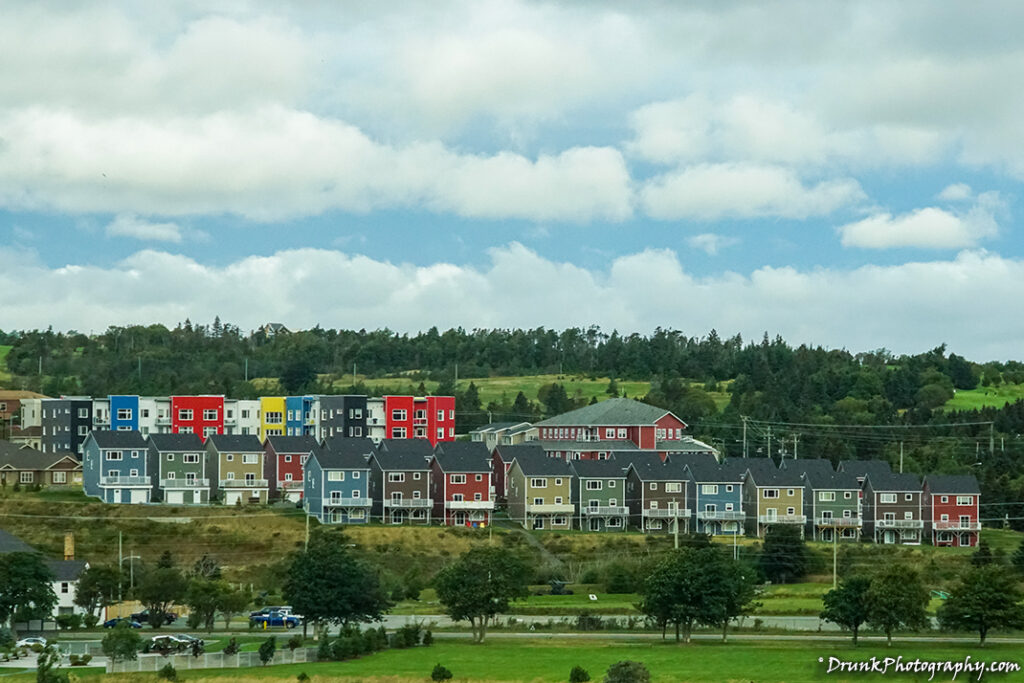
[
  {"left": 371, "top": 447, "right": 431, "bottom": 471},
  {"left": 265, "top": 435, "right": 319, "bottom": 454},
  {"left": 313, "top": 440, "right": 375, "bottom": 470},
  {"left": 570, "top": 458, "right": 629, "bottom": 478},
  {"left": 434, "top": 441, "right": 491, "bottom": 461},
  {"left": 629, "top": 458, "right": 689, "bottom": 482},
  {"left": 674, "top": 454, "right": 731, "bottom": 482},
  {"left": 535, "top": 398, "right": 683, "bottom": 428},
  {"left": 838, "top": 459, "right": 892, "bottom": 480},
  {"left": 147, "top": 433, "right": 204, "bottom": 452},
  {"left": 538, "top": 439, "right": 641, "bottom": 453},
  {"left": 432, "top": 449, "right": 492, "bottom": 474},
  {"left": 493, "top": 443, "right": 545, "bottom": 462},
  {"left": 87, "top": 430, "right": 148, "bottom": 449},
  {"left": 0, "top": 529, "right": 37, "bottom": 553},
  {"left": 737, "top": 457, "right": 802, "bottom": 487},
  {"left": 378, "top": 439, "right": 435, "bottom": 459},
  {"left": 509, "top": 449, "right": 573, "bottom": 476},
  {"left": 923, "top": 474, "right": 981, "bottom": 495},
  {"left": 799, "top": 465, "right": 860, "bottom": 491},
  {"left": 869, "top": 472, "right": 921, "bottom": 492},
  {"left": 609, "top": 451, "right": 663, "bottom": 469},
  {"left": 206, "top": 434, "right": 263, "bottom": 452},
  {"left": 470, "top": 422, "right": 523, "bottom": 434},
  {"left": 0, "top": 442, "right": 80, "bottom": 470},
  {"left": 50, "top": 559, "right": 87, "bottom": 581},
  {"left": 782, "top": 458, "right": 834, "bottom": 478}
]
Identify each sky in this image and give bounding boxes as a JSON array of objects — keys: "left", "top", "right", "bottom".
[{"left": 2, "top": 1, "right": 1023, "bottom": 360}]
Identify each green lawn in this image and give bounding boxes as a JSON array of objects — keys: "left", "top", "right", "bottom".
[
  {"left": 944, "top": 383, "right": 1024, "bottom": 411},
  {"left": 0, "top": 344, "right": 12, "bottom": 383},
  {"left": 50, "top": 638, "right": 1024, "bottom": 683}
]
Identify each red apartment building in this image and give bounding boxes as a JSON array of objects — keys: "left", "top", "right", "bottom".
[
  {"left": 170, "top": 395, "right": 225, "bottom": 439},
  {"left": 923, "top": 475, "right": 981, "bottom": 547},
  {"left": 379, "top": 395, "right": 456, "bottom": 447}
]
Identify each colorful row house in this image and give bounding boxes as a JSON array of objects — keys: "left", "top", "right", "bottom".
[
  {"left": 923, "top": 475, "right": 981, "bottom": 547},
  {"left": 147, "top": 433, "right": 209, "bottom": 505},
  {"left": 626, "top": 459, "right": 691, "bottom": 534},
  {"left": 506, "top": 448, "right": 574, "bottom": 530},
  {"left": 370, "top": 441, "right": 433, "bottom": 525},
  {"left": 741, "top": 459, "right": 806, "bottom": 538},
  {"left": 264, "top": 435, "right": 318, "bottom": 503},
  {"left": 431, "top": 442, "right": 494, "bottom": 527},
  {"left": 82, "top": 431, "right": 152, "bottom": 504},
  {"left": 570, "top": 459, "right": 629, "bottom": 532},
  {"left": 681, "top": 455, "right": 745, "bottom": 536},
  {"left": 303, "top": 438, "right": 374, "bottom": 524}
]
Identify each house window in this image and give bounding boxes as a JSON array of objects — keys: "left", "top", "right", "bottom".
[
  {"left": 78, "top": 426, "right": 88, "bottom": 436},
  {"left": 437, "top": 410, "right": 444, "bottom": 421},
  {"left": 787, "top": 507, "right": 795, "bottom": 515},
  {"left": 879, "top": 493, "right": 897, "bottom": 504},
  {"left": 650, "top": 482, "right": 657, "bottom": 490},
  {"left": 178, "top": 410, "right": 193, "bottom": 421},
  {"left": 555, "top": 478, "right": 563, "bottom": 486},
  {"left": 117, "top": 409, "right": 133, "bottom": 420},
  {"left": 905, "top": 493, "right": 913, "bottom": 501},
  {"left": 453, "top": 493, "right": 464, "bottom": 502},
  {"left": 617, "top": 428, "right": 627, "bottom": 439},
  {"left": 284, "top": 455, "right": 292, "bottom": 463},
  {"left": 392, "top": 409, "right": 407, "bottom": 421},
  {"left": 129, "top": 469, "right": 139, "bottom": 477},
  {"left": 285, "top": 473, "right": 293, "bottom": 481},
  {"left": 52, "top": 471, "right": 67, "bottom": 484},
  {"left": 701, "top": 484, "right": 718, "bottom": 495},
  {"left": 203, "top": 427, "right": 217, "bottom": 437},
  {"left": 225, "top": 472, "right": 235, "bottom": 480},
  {"left": 608, "top": 480, "right": 616, "bottom": 488},
  {"left": 844, "top": 491, "right": 852, "bottom": 499},
  {"left": 61, "top": 582, "right": 69, "bottom": 594},
  {"left": 475, "top": 474, "right": 483, "bottom": 481},
  {"left": 265, "top": 412, "right": 283, "bottom": 424},
  {"left": 530, "top": 478, "right": 547, "bottom": 488},
  {"left": 226, "top": 454, "right": 234, "bottom": 462},
  {"left": 242, "top": 454, "right": 257, "bottom": 464},
  {"left": 956, "top": 496, "right": 973, "bottom": 506},
  {"left": 438, "top": 428, "right": 445, "bottom": 439},
  {"left": 242, "top": 410, "right": 250, "bottom": 419},
  {"left": 392, "top": 427, "right": 407, "bottom": 439},
  {"left": 20, "top": 472, "right": 33, "bottom": 484},
  {"left": 605, "top": 428, "right": 615, "bottom": 439},
  {"left": 474, "top": 492, "right": 482, "bottom": 501},
  {"left": 167, "top": 472, "right": 176, "bottom": 480},
  {"left": 451, "top": 474, "right": 466, "bottom": 484},
  {"left": 413, "top": 472, "right": 421, "bottom": 480},
  {"left": 106, "top": 451, "right": 123, "bottom": 461},
  {"left": 179, "top": 426, "right": 193, "bottom": 434},
  {"left": 763, "top": 489, "right": 778, "bottom": 499},
  {"left": 819, "top": 491, "right": 835, "bottom": 502},
  {"left": 166, "top": 454, "right": 174, "bottom": 462},
  {"left": 183, "top": 454, "right": 199, "bottom": 464},
  {"left": 352, "top": 471, "right": 360, "bottom": 479},
  {"left": 665, "top": 482, "right": 682, "bottom": 493},
  {"left": 787, "top": 489, "right": 795, "bottom": 496},
  {"left": 726, "top": 485, "right": 733, "bottom": 492},
  {"left": 586, "top": 480, "right": 602, "bottom": 491},
  {"left": 78, "top": 408, "right": 89, "bottom": 418},
  {"left": 388, "top": 473, "right": 405, "bottom": 483},
  {"left": 532, "top": 497, "right": 543, "bottom": 505},
  {"left": 203, "top": 409, "right": 218, "bottom": 421},
  {"left": 904, "top": 511, "right": 913, "bottom": 519},
  {"left": 328, "top": 471, "right": 344, "bottom": 481},
  {"left": 941, "top": 495, "right": 949, "bottom": 503}
]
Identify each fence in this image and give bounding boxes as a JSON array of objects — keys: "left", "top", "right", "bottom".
[{"left": 107, "top": 646, "right": 318, "bottom": 673}]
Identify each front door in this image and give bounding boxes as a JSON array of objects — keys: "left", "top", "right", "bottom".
[
  {"left": 391, "top": 510, "right": 405, "bottom": 525},
  {"left": 454, "top": 511, "right": 467, "bottom": 526},
  {"left": 589, "top": 518, "right": 600, "bottom": 532},
  {"left": 112, "top": 488, "right": 122, "bottom": 504},
  {"left": 883, "top": 530, "right": 895, "bottom": 544}
]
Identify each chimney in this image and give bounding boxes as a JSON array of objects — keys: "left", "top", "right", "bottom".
[{"left": 64, "top": 532, "right": 75, "bottom": 561}]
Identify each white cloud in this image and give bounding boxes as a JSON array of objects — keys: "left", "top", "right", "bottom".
[
  {"left": 106, "top": 215, "right": 183, "bottom": 242},
  {"left": 1, "top": 245, "right": 1023, "bottom": 360},
  {"left": 937, "top": 183, "right": 973, "bottom": 201},
  {"left": 687, "top": 234, "right": 739, "bottom": 256},
  {"left": 641, "top": 163, "right": 864, "bottom": 220},
  {"left": 838, "top": 194, "right": 1001, "bottom": 249}
]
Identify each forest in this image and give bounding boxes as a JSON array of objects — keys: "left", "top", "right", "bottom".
[{"left": 1, "top": 321, "right": 1023, "bottom": 529}]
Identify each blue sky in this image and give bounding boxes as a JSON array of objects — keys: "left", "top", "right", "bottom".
[{"left": 2, "top": 2, "right": 1024, "bottom": 360}]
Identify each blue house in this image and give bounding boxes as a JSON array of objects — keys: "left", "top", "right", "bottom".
[
  {"left": 286, "top": 396, "right": 316, "bottom": 436},
  {"left": 679, "top": 454, "right": 745, "bottom": 536},
  {"left": 303, "top": 437, "right": 375, "bottom": 524},
  {"left": 82, "top": 430, "right": 152, "bottom": 504},
  {"left": 109, "top": 395, "right": 141, "bottom": 431}
]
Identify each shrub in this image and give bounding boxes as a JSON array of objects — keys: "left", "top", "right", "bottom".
[
  {"left": 258, "top": 636, "right": 276, "bottom": 665},
  {"left": 297, "top": 673, "right": 310, "bottom": 682},
  {"left": 570, "top": 665, "right": 592, "bottom": 682},
  {"left": 603, "top": 660, "right": 650, "bottom": 683},
  {"left": 422, "top": 630, "right": 434, "bottom": 646},
  {"left": 157, "top": 663, "right": 178, "bottom": 681},
  {"left": 222, "top": 638, "right": 240, "bottom": 656},
  {"left": 83, "top": 613, "right": 100, "bottom": 629},
  {"left": 287, "top": 634, "right": 303, "bottom": 652},
  {"left": 316, "top": 639, "right": 332, "bottom": 661},
  {"left": 0, "top": 628, "right": 12, "bottom": 649},
  {"left": 55, "top": 613, "right": 83, "bottom": 631},
  {"left": 431, "top": 663, "right": 453, "bottom": 681},
  {"left": 332, "top": 636, "right": 359, "bottom": 661},
  {"left": 394, "top": 623, "right": 422, "bottom": 648}
]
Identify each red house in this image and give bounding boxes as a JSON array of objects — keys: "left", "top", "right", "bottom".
[
  {"left": 492, "top": 443, "right": 545, "bottom": 504},
  {"left": 430, "top": 441, "right": 493, "bottom": 526},
  {"left": 380, "top": 395, "right": 455, "bottom": 446},
  {"left": 170, "top": 396, "right": 224, "bottom": 439},
  {"left": 534, "top": 398, "right": 700, "bottom": 461},
  {"left": 264, "top": 435, "right": 318, "bottom": 503},
  {"left": 923, "top": 475, "right": 981, "bottom": 547}
]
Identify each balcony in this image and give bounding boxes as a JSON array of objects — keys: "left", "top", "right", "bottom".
[
  {"left": 93, "top": 416, "right": 110, "bottom": 426},
  {"left": 697, "top": 510, "right": 746, "bottom": 521},
  {"left": 100, "top": 476, "right": 151, "bottom": 487},
  {"left": 933, "top": 520, "right": 982, "bottom": 531},
  {"left": 279, "top": 480, "right": 304, "bottom": 490},
  {"left": 582, "top": 505, "right": 629, "bottom": 516},
  {"left": 446, "top": 500, "right": 496, "bottom": 510},
  {"left": 816, "top": 517, "right": 862, "bottom": 527},
  {"left": 160, "top": 478, "right": 210, "bottom": 488},
  {"left": 367, "top": 417, "right": 382, "bottom": 426},
  {"left": 327, "top": 497, "right": 372, "bottom": 507},
  {"left": 413, "top": 417, "right": 427, "bottom": 426},
  {"left": 156, "top": 416, "right": 170, "bottom": 426},
  {"left": 643, "top": 508, "right": 692, "bottom": 519},
  {"left": 875, "top": 519, "right": 924, "bottom": 529},
  {"left": 527, "top": 502, "right": 575, "bottom": 514},
  {"left": 385, "top": 498, "right": 433, "bottom": 508},
  {"left": 758, "top": 514, "right": 807, "bottom": 524},
  {"left": 219, "top": 478, "right": 269, "bottom": 488}
]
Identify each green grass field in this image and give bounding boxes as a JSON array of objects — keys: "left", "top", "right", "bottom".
[
  {"left": 0, "top": 344, "right": 12, "bottom": 383},
  {"left": 29, "top": 638, "right": 1024, "bottom": 683},
  {"left": 944, "top": 383, "right": 1024, "bottom": 411}
]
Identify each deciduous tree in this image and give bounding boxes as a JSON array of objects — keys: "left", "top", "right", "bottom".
[
  {"left": 759, "top": 524, "right": 808, "bottom": 584},
  {"left": 867, "top": 565, "right": 930, "bottom": 646},
  {"left": 821, "top": 576, "right": 872, "bottom": 645},
  {"left": 0, "top": 552, "right": 56, "bottom": 638},
  {"left": 434, "top": 546, "right": 528, "bottom": 643},
  {"left": 938, "top": 565, "right": 1024, "bottom": 645}
]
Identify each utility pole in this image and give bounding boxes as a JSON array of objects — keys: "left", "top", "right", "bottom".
[
  {"left": 793, "top": 434, "right": 798, "bottom": 459},
  {"left": 742, "top": 417, "right": 748, "bottom": 458},
  {"left": 454, "top": 363, "right": 459, "bottom": 387},
  {"left": 305, "top": 513, "right": 310, "bottom": 551},
  {"left": 673, "top": 499, "right": 679, "bottom": 550},
  {"left": 137, "top": 356, "right": 142, "bottom": 383},
  {"left": 245, "top": 358, "right": 249, "bottom": 382},
  {"left": 353, "top": 363, "right": 356, "bottom": 386},
  {"left": 767, "top": 426, "right": 772, "bottom": 460},
  {"left": 989, "top": 423, "right": 994, "bottom": 456},
  {"left": 118, "top": 531, "right": 123, "bottom": 601},
  {"left": 899, "top": 442, "right": 904, "bottom": 474},
  {"left": 832, "top": 529, "right": 838, "bottom": 589}
]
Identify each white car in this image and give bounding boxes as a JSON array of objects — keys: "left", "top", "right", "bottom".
[{"left": 16, "top": 637, "right": 47, "bottom": 648}]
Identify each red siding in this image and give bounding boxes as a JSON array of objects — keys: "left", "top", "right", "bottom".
[
  {"left": 171, "top": 396, "right": 224, "bottom": 437},
  {"left": 930, "top": 491, "right": 979, "bottom": 547}
]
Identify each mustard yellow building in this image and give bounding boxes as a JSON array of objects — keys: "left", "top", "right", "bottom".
[{"left": 259, "top": 396, "right": 286, "bottom": 442}]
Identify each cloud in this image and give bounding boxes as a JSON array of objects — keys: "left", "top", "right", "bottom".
[
  {"left": 687, "top": 234, "right": 739, "bottom": 256},
  {"left": 937, "top": 183, "right": 973, "bottom": 201},
  {"left": 641, "top": 163, "right": 864, "bottom": 220},
  {"left": 838, "top": 193, "right": 1002, "bottom": 249},
  {"left": 106, "top": 215, "right": 183, "bottom": 242},
  {"left": 1, "top": 245, "right": 1022, "bottom": 360}
]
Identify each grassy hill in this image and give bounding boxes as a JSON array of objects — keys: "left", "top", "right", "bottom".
[
  {"left": 0, "top": 344, "right": 12, "bottom": 384},
  {"left": 944, "top": 382, "right": 1024, "bottom": 411}
]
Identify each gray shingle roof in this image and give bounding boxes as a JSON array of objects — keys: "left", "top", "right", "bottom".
[
  {"left": 538, "top": 439, "right": 640, "bottom": 452},
  {"left": 510, "top": 449, "right": 573, "bottom": 476},
  {"left": 800, "top": 467, "right": 860, "bottom": 491},
  {"left": 0, "top": 529, "right": 36, "bottom": 553},
  {"left": 265, "top": 435, "right": 319, "bottom": 454},
  {"left": 378, "top": 439, "right": 435, "bottom": 458},
  {"left": 924, "top": 474, "right": 981, "bottom": 495},
  {"left": 609, "top": 451, "right": 663, "bottom": 469},
  {"left": 674, "top": 454, "right": 728, "bottom": 482},
  {"left": 570, "top": 459, "right": 629, "bottom": 478},
  {"left": 0, "top": 442, "right": 79, "bottom": 470},
  {"left": 372, "top": 448, "right": 431, "bottom": 471},
  {"left": 206, "top": 434, "right": 263, "bottom": 452},
  {"left": 313, "top": 440, "right": 374, "bottom": 470},
  {"left": 535, "top": 398, "right": 680, "bottom": 427},
  {"left": 147, "top": 433, "right": 204, "bottom": 452},
  {"left": 629, "top": 459, "right": 689, "bottom": 482},
  {"left": 838, "top": 460, "right": 893, "bottom": 480},
  {"left": 434, "top": 441, "right": 491, "bottom": 460},
  {"left": 433, "top": 449, "right": 492, "bottom": 474},
  {"left": 738, "top": 458, "right": 803, "bottom": 487},
  {"left": 869, "top": 472, "right": 921, "bottom": 492},
  {"left": 782, "top": 458, "right": 834, "bottom": 477},
  {"left": 49, "top": 559, "right": 87, "bottom": 581},
  {"left": 88, "top": 430, "right": 148, "bottom": 449},
  {"left": 493, "top": 443, "right": 546, "bottom": 462}
]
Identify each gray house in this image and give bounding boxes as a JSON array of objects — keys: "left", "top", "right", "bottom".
[{"left": 147, "top": 433, "right": 209, "bottom": 504}]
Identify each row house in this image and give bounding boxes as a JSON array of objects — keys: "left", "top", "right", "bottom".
[
  {"left": 680, "top": 455, "right": 744, "bottom": 536},
  {"left": 0, "top": 391, "right": 45, "bottom": 436},
  {"left": 368, "top": 395, "right": 456, "bottom": 446},
  {"left": 469, "top": 422, "right": 538, "bottom": 451},
  {"left": 41, "top": 397, "right": 93, "bottom": 456},
  {"left": 82, "top": 431, "right": 152, "bottom": 504},
  {"left": 285, "top": 396, "right": 316, "bottom": 436},
  {"left": 147, "top": 433, "right": 210, "bottom": 504},
  {"left": 303, "top": 438, "right": 374, "bottom": 524},
  {"left": 785, "top": 459, "right": 861, "bottom": 542},
  {"left": 534, "top": 398, "right": 700, "bottom": 461},
  {"left": 492, "top": 443, "right": 546, "bottom": 503},
  {"left": 923, "top": 475, "right": 981, "bottom": 547},
  {"left": 259, "top": 396, "right": 287, "bottom": 440},
  {"left": 741, "top": 458, "right": 806, "bottom": 537},
  {"left": 0, "top": 441, "right": 81, "bottom": 488},
  {"left": 369, "top": 444, "right": 433, "bottom": 525},
  {"left": 570, "top": 459, "right": 628, "bottom": 532},
  {"left": 317, "top": 395, "right": 368, "bottom": 440},
  {"left": 264, "top": 435, "right": 318, "bottom": 503},
  {"left": 206, "top": 434, "right": 268, "bottom": 505},
  {"left": 506, "top": 448, "right": 574, "bottom": 530},
  {"left": 864, "top": 472, "right": 924, "bottom": 545},
  {"left": 171, "top": 395, "right": 225, "bottom": 438},
  {"left": 626, "top": 459, "right": 691, "bottom": 534},
  {"left": 431, "top": 441, "right": 494, "bottom": 527}
]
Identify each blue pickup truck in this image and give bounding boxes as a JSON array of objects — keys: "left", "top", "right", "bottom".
[{"left": 249, "top": 610, "right": 300, "bottom": 629}]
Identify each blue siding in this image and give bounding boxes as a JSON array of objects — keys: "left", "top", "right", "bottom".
[
  {"left": 303, "top": 457, "right": 324, "bottom": 521},
  {"left": 691, "top": 482, "right": 744, "bottom": 535},
  {"left": 303, "top": 459, "right": 370, "bottom": 524},
  {"left": 286, "top": 396, "right": 315, "bottom": 436},
  {"left": 110, "top": 395, "right": 140, "bottom": 431},
  {"left": 83, "top": 438, "right": 101, "bottom": 499}
]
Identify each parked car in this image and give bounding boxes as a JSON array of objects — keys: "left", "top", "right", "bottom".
[
  {"left": 249, "top": 610, "right": 300, "bottom": 629},
  {"left": 103, "top": 617, "right": 143, "bottom": 628},
  {"left": 249, "top": 605, "right": 294, "bottom": 618},
  {"left": 131, "top": 608, "right": 178, "bottom": 625},
  {"left": 16, "top": 637, "right": 47, "bottom": 648},
  {"left": 149, "top": 634, "right": 203, "bottom": 653}
]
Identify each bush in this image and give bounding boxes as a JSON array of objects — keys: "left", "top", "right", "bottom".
[
  {"left": 83, "top": 613, "right": 100, "bottom": 629},
  {"left": 222, "top": 638, "right": 240, "bottom": 656},
  {"left": 331, "top": 636, "right": 359, "bottom": 661},
  {"left": 287, "top": 634, "right": 303, "bottom": 652},
  {"left": 0, "top": 627, "right": 12, "bottom": 649},
  {"left": 297, "top": 673, "right": 310, "bottom": 682},
  {"left": 55, "top": 613, "right": 83, "bottom": 631},
  {"left": 604, "top": 660, "right": 650, "bottom": 683},
  {"left": 423, "top": 630, "right": 434, "bottom": 646},
  {"left": 394, "top": 623, "right": 422, "bottom": 648},
  {"left": 316, "top": 639, "right": 332, "bottom": 661},
  {"left": 258, "top": 636, "right": 276, "bottom": 665},
  {"left": 570, "top": 665, "right": 592, "bottom": 682},
  {"left": 157, "top": 663, "right": 178, "bottom": 681},
  {"left": 431, "top": 663, "right": 454, "bottom": 681}
]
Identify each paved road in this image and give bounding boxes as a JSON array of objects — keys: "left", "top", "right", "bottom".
[{"left": 378, "top": 614, "right": 847, "bottom": 632}]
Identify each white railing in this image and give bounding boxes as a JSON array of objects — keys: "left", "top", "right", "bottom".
[
  {"left": 219, "top": 478, "right": 269, "bottom": 488},
  {"left": 697, "top": 510, "right": 745, "bottom": 521},
  {"left": 327, "top": 497, "right": 372, "bottom": 507},
  {"left": 385, "top": 498, "right": 433, "bottom": 508},
  {"left": 583, "top": 505, "right": 629, "bottom": 515},
  {"left": 160, "top": 478, "right": 209, "bottom": 488},
  {"left": 933, "top": 520, "right": 981, "bottom": 531},
  {"left": 643, "top": 508, "right": 692, "bottom": 518},
  {"left": 876, "top": 519, "right": 924, "bottom": 529},
  {"left": 817, "top": 517, "right": 861, "bottom": 527},
  {"left": 445, "top": 500, "right": 496, "bottom": 510},
  {"left": 527, "top": 503, "right": 575, "bottom": 514},
  {"left": 100, "top": 476, "right": 151, "bottom": 486},
  {"left": 758, "top": 514, "right": 807, "bottom": 524}
]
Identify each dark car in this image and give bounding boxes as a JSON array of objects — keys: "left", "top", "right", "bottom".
[
  {"left": 130, "top": 608, "right": 178, "bottom": 625},
  {"left": 103, "top": 617, "right": 143, "bottom": 628},
  {"left": 249, "top": 610, "right": 300, "bottom": 629}
]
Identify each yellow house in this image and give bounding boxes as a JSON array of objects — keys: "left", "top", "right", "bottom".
[{"left": 259, "top": 397, "right": 286, "bottom": 442}]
